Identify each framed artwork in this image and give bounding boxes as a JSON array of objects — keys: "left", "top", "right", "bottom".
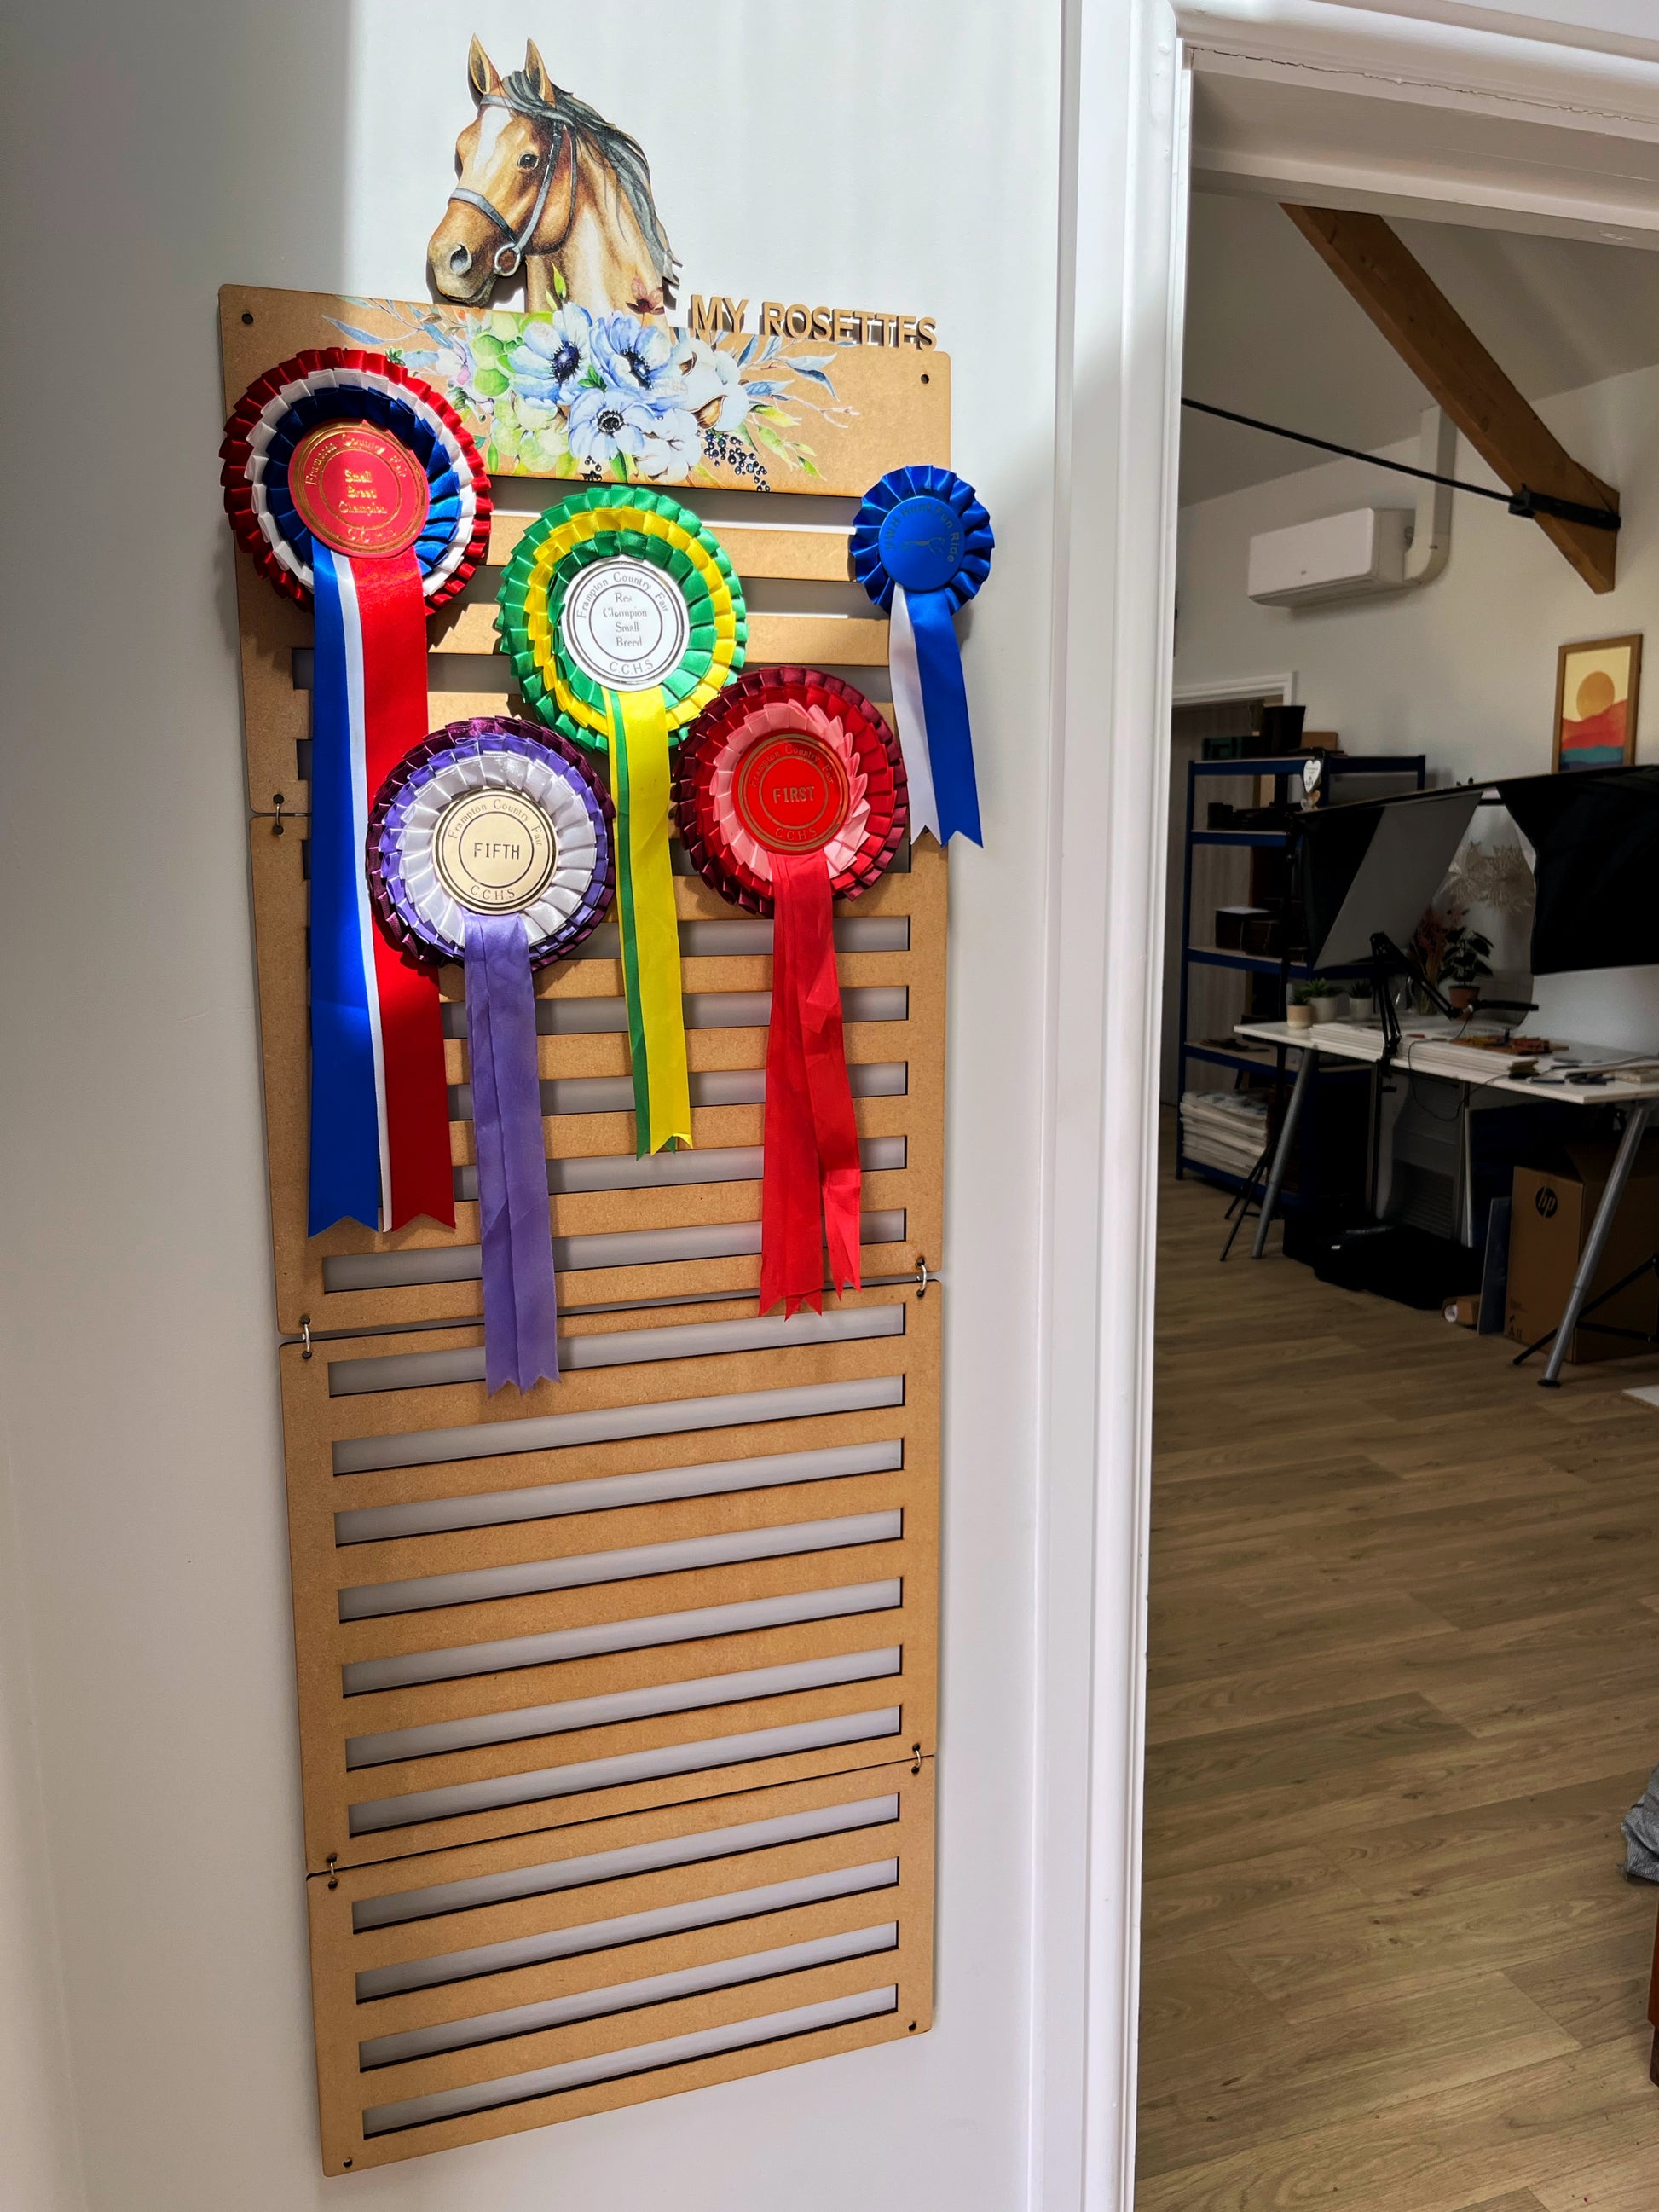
[{"left": 1553, "top": 634, "right": 1641, "bottom": 771}]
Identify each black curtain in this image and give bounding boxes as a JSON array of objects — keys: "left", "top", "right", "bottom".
[{"left": 1500, "top": 766, "right": 1659, "bottom": 976}]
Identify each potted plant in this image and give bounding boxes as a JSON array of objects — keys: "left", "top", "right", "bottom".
[
  {"left": 1286, "top": 981, "right": 1317, "bottom": 1031},
  {"left": 1308, "top": 977, "right": 1349, "bottom": 1024},
  {"left": 1411, "top": 900, "right": 1493, "bottom": 1013},
  {"left": 1440, "top": 924, "right": 1494, "bottom": 1011}
]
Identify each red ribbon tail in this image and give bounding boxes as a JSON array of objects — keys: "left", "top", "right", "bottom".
[
  {"left": 760, "top": 853, "right": 862, "bottom": 1314},
  {"left": 356, "top": 552, "right": 454, "bottom": 1230},
  {"left": 789, "top": 854, "right": 862, "bottom": 1294},
  {"left": 373, "top": 936, "right": 456, "bottom": 1230},
  {"left": 354, "top": 552, "right": 431, "bottom": 790},
  {"left": 760, "top": 857, "right": 824, "bottom": 1314}
]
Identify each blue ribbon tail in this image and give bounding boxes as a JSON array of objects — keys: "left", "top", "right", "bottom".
[
  {"left": 908, "top": 588, "right": 982, "bottom": 847},
  {"left": 307, "top": 546, "right": 383, "bottom": 1235},
  {"left": 465, "top": 912, "right": 560, "bottom": 1394}
]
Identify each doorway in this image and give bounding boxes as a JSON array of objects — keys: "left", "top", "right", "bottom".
[{"left": 1134, "top": 79, "right": 1659, "bottom": 2212}]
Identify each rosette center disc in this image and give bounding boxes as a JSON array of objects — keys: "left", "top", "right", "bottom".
[
  {"left": 559, "top": 558, "right": 691, "bottom": 692},
  {"left": 732, "top": 733, "right": 851, "bottom": 855},
  {"left": 288, "top": 422, "right": 431, "bottom": 558},
  {"left": 876, "top": 495, "right": 965, "bottom": 594},
  {"left": 433, "top": 790, "right": 558, "bottom": 914}
]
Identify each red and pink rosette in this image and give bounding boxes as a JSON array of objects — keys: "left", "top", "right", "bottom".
[{"left": 674, "top": 669, "right": 909, "bottom": 1317}]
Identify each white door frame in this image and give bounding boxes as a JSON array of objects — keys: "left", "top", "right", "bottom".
[
  {"left": 1034, "top": 6, "right": 1659, "bottom": 2208},
  {"left": 1172, "top": 672, "right": 1298, "bottom": 707}
]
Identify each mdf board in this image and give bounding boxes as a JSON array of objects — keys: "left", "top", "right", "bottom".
[
  {"left": 247, "top": 838, "right": 945, "bottom": 1336},
  {"left": 309, "top": 1763, "right": 935, "bottom": 2172},
  {"left": 282, "top": 1284, "right": 938, "bottom": 1873},
  {"left": 223, "top": 285, "right": 949, "bottom": 1336},
  {"left": 219, "top": 286, "right": 951, "bottom": 2168}
]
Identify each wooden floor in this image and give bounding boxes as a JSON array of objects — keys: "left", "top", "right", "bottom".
[{"left": 1137, "top": 1151, "right": 1659, "bottom": 2212}]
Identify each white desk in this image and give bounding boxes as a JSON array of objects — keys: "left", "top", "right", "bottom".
[{"left": 1235, "top": 1016, "right": 1659, "bottom": 1386}]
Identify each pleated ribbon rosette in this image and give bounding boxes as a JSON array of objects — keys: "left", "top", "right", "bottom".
[
  {"left": 675, "top": 669, "right": 907, "bottom": 1317},
  {"left": 367, "top": 718, "right": 615, "bottom": 1394},
  {"left": 495, "top": 487, "right": 746, "bottom": 1157},
  {"left": 221, "top": 348, "right": 492, "bottom": 1237},
  {"left": 851, "top": 465, "right": 993, "bottom": 848}
]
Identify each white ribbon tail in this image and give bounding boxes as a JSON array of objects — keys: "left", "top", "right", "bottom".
[
  {"left": 887, "top": 586, "right": 939, "bottom": 843},
  {"left": 335, "top": 556, "right": 392, "bottom": 1232}
]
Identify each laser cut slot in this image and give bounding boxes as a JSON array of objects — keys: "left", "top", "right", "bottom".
[
  {"left": 347, "top": 1710, "right": 905, "bottom": 1833},
  {"left": 333, "top": 1439, "right": 905, "bottom": 1545},
  {"left": 360, "top": 1922, "right": 899, "bottom": 2068},
  {"left": 338, "top": 1512, "right": 903, "bottom": 1623}
]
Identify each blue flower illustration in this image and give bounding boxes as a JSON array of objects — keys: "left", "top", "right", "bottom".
[
  {"left": 592, "top": 313, "right": 684, "bottom": 402},
  {"left": 567, "top": 384, "right": 668, "bottom": 470},
  {"left": 508, "top": 305, "right": 595, "bottom": 408}
]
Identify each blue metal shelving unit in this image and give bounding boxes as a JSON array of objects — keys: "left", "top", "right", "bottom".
[{"left": 1176, "top": 751, "right": 1426, "bottom": 1196}]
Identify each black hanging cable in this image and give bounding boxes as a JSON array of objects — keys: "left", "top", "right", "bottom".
[{"left": 1182, "top": 397, "right": 1620, "bottom": 533}]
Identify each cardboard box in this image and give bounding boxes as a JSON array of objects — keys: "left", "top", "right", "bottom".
[{"left": 1506, "top": 1142, "right": 1659, "bottom": 1364}]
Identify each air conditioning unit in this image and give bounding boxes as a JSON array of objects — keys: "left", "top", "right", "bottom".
[{"left": 1247, "top": 507, "right": 1411, "bottom": 607}]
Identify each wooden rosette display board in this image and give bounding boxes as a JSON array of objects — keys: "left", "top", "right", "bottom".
[{"left": 219, "top": 286, "right": 951, "bottom": 2174}]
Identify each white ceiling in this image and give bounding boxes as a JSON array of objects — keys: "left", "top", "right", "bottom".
[{"left": 1180, "top": 188, "right": 1659, "bottom": 507}]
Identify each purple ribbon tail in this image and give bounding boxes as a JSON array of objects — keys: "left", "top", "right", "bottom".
[{"left": 464, "top": 911, "right": 560, "bottom": 1393}]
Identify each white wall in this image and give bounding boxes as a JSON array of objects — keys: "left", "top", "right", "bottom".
[
  {"left": 1174, "top": 358, "right": 1659, "bottom": 1044},
  {"left": 0, "top": 4, "right": 1058, "bottom": 2209},
  {"left": 0, "top": 1411, "right": 84, "bottom": 2212}
]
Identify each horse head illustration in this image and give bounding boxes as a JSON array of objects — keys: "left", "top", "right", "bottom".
[{"left": 428, "top": 38, "right": 679, "bottom": 318}]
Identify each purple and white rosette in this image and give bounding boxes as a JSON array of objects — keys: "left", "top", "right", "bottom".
[{"left": 369, "top": 717, "right": 615, "bottom": 1394}]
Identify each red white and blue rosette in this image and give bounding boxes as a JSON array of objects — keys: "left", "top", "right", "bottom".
[
  {"left": 676, "top": 669, "right": 907, "bottom": 1317},
  {"left": 220, "top": 346, "right": 490, "bottom": 611},
  {"left": 221, "top": 349, "right": 492, "bottom": 1241},
  {"left": 851, "top": 465, "right": 993, "bottom": 848},
  {"left": 369, "top": 718, "right": 615, "bottom": 1394}
]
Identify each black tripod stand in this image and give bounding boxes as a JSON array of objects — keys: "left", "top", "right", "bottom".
[
  {"left": 1219, "top": 1139, "right": 1273, "bottom": 1261},
  {"left": 1512, "top": 1249, "right": 1659, "bottom": 1372}
]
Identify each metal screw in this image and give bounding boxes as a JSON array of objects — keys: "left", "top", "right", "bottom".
[{"left": 241, "top": 310, "right": 254, "bottom": 325}]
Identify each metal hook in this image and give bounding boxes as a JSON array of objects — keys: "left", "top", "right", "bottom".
[
  {"left": 915, "top": 1258, "right": 930, "bottom": 1300},
  {"left": 251, "top": 794, "right": 303, "bottom": 837},
  {"left": 327, "top": 1852, "right": 338, "bottom": 1891},
  {"left": 300, "top": 1316, "right": 313, "bottom": 1360}
]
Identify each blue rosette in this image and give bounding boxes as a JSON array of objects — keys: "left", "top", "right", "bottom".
[{"left": 851, "top": 465, "right": 993, "bottom": 846}]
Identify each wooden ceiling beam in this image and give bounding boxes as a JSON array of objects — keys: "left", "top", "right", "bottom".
[{"left": 1281, "top": 203, "right": 1620, "bottom": 594}]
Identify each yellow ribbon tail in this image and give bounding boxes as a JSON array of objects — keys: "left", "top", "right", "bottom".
[{"left": 609, "top": 687, "right": 692, "bottom": 1155}]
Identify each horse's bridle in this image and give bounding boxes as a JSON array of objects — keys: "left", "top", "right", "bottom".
[{"left": 448, "top": 95, "right": 578, "bottom": 277}]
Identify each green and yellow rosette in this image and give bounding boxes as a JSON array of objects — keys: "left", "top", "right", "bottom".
[{"left": 497, "top": 487, "right": 747, "bottom": 1155}]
